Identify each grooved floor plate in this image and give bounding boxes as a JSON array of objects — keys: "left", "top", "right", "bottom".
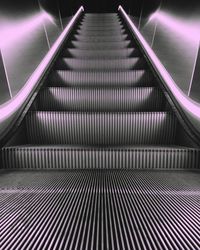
[{"left": 0, "top": 170, "right": 200, "bottom": 250}]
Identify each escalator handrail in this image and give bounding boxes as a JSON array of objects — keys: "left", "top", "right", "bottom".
[
  {"left": 119, "top": 5, "right": 200, "bottom": 144},
  {"left": 0, "top": 6, "right": 84, "bottom": 142}
]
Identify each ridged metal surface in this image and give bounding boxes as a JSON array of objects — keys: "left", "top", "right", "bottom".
[
  {"left": 82, "top": 17, "right": 120, "bottom": 21},
  {"left": 64, "top": 48, "right": 139, "bottom": 58},
  {"left": 25, "top": 112, "right": 177, "bottom": 145},
  {"left": 74, "top": 34, "right": 128, "bottom": 42},
  {"left": 70, "top": 40, "right": 132, "bottom": 49},
  {"left": 55, "top": 58, "right": 145, "bottom": 70},
  {"left": 49, "top": 70, "right": 153, "bottom": 87},
  {"left": 1, "top": 170, "right": 200, "bottom": 249},
  {"left": 76, "top": 29, "right": 126, "bottom": 36},
  {"left": 38, "top": 87, "right": 164, "bottom": 112},
  {"left": 2, "top": 147, "right": 200, "bottom": 169},
  {"left": 81, "top": 19, "right": 121, "bottom": 24},
  {"left": 78, "top": 24, "right": 124, "bottom": 30}
]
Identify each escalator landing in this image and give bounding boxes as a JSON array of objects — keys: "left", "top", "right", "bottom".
[{"left": 1, "top": 169, "right": 200, "bottom": 250}]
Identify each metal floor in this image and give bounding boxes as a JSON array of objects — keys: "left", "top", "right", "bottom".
[{"left": 1, "top": 170, "right": 200, "bottom": 250}]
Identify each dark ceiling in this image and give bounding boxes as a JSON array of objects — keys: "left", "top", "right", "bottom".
[
  {"left": 1, "top": 0, "right": 200, "bottom": 19},
  {"left": 39, "top": 0, "right": 161, "bottom": 18}
]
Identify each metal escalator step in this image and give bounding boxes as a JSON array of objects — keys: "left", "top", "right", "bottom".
[
  {"left": 77, "top": 26, "right": 125, "bottom": 32},
  {"left": 80, "top": 21, "right": 122, "bottom": 27},
  {"left": 74, "top": 34, "right": 128, "bottom": 42},
  {"left": 76, "top": 29, "right": 126, "bottom": 36},
  {"left": 38, "top": 87, "right": 164, "bottom": 112},
  {"left": 84, "top": 12, "right": 119, "bottom": 19},
  {"left": 83, "top": 16, "right": 120, "bottom": 19},
  {"left": 2, "top": 147, "right": 199, "bottom": 169},
  {"left": 25, "top": 112, "right": 177, "bottom": 145},
  {"left": 84, "top": 13, "right": 119, "bottom": 17},
  {"left": 70, "top": 40, "right": 132, "bottom": 49},
  {"left": 55, "top": 58, "right": 146, "bottom": 70},
  {"left": 63, "top": 48, "right": 139, "bottom": 58},
  {"left": 48, "top": 70, "right": 154, "bottom": 87},
  {"left": 78, "top": 24, "right": 124, "bottom": 30},
  {"left": 81, "top": 19, "right": 121, "bottom": 23}
]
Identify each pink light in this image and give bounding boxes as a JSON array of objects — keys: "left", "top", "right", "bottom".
[
  {"left": 0, "top": 11, "right": 54, "bottom": 48},
  {"left": 149, "top": 11, "right": 200, "bottom": 43},
  {"left": 118, "top": 5, "right": 200, "bottom": 120},
  {"left": 0, "top": 6, "right": 84, "bottom": 122}
]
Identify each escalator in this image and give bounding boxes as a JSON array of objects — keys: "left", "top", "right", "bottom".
[{"left": 0, "top": 12, "right": 200, "bottom": 250}]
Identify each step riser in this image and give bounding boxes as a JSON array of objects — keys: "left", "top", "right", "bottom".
[
  {"left": 49, "top": 70, "right": 154, "bottom": 87},
  {"left": 2, "top": 148, "right": 199, "bottom": 169},
  {"left": 77, "top": 26, "right": 125, "bottom": 32},
  {"left": 81, "top": 20, "right": 121, "bottom": 24},
  {"left": 55, "top": 58, "right": 146, "bottom": 70},
  {"left": 70, "top": 40, "right": 131, "bottom": 49},
  {"left": 76, "top": 30, "right": 126, "bottom": 36},
  {"left": 38, "top": 88, "right": 164, "bottom": 112},
  {"left": 26, "top": 112, "right": 177, "bottom": 145},
  {"left": 78, "top": 25, "right": 124, "bottom": 30},
  {"left": 63, "top": 48, "right": 139, "bottom": 58},
  {"left": 74, "top": 34, "right": 128, "bottom": 42}
]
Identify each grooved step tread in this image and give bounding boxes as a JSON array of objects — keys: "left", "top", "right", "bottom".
[
  {"left": 70, "top": 40, "right": 132, "bottom": 49},
  {"left": 25, "top": 112, "right": 177, "bottom": 145},
  {"left": 38, "top": 87, "right": 164, "bottom": 112},
  {"left": 81, "top": 19, "right": 121, "bottom": 23},
  {"left": 1, "top": 148, "right": 200, "bottom": 169},
  {"left": 55, "top": 58, "right": 145, "bottom": 70},
  {"left": 78, "top": 24, "right": 124, "bottom": 30},
  {"left": 76, "top": 29, "right": 126, "bottom": 36},
  {"left": 49, "top": 70, "right": 154, "bottom": 87},
  {"left": 56, "top": 57, "right": 146, "bottom": 70},
  {"left": 64, "top": 48, "right": 140, "bottom": 58},
  {"left": 74, "top": 34, "right": 128, "bottom": 42}
]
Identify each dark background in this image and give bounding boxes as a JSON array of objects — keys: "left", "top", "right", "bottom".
[
  {"left": 39, "top": 0, "right": 200, "bottom": 17},
  {"left": 1, "top": 0, "right": 200, "bottom": 18}
]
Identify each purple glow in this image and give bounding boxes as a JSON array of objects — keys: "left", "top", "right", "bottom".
[
  {"left": 118, "top": 5, "right": 200, "bottom": 120},
  {"left": 0, "top": 11, "right": 54, "bottom": 48},
  {"left": 149, "top": 11, "right": 200, "bottom": 43},
  {"left": 0, "top": 6, "right": 84, "bottom": 122}
]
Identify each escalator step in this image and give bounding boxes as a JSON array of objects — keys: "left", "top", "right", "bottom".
[
  {"left": 69, "top": 40, "right": 132, "bottom": 49},
  {"left": 63, "top": 48, "right": 139, "bottom": 58},
  {"left": 25, "top": 112, "right": 177, "bottom": 145},
  {"left": 38, "top": 87, "right": 164, "bottom": 112},
  {"left": 74, "top": 34, "right": 128, "bottom": 42},
  {"left": 80, "top": 19, "right": 122, "bottom": 23},
  {"left": 78, "top": 24, "right": 124, "bottom": 30},
  {"left": 55, "top": 58, "right": 145, "bottom": 70},
  {"left": 48, "top": 70, "right": 154, "bottom": 87},
  {"left": 76, "top": 29, "right": 126, "bottom": 36},
  {"left": 2, "top": 147, "right": 199, "bottom": 169}
]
